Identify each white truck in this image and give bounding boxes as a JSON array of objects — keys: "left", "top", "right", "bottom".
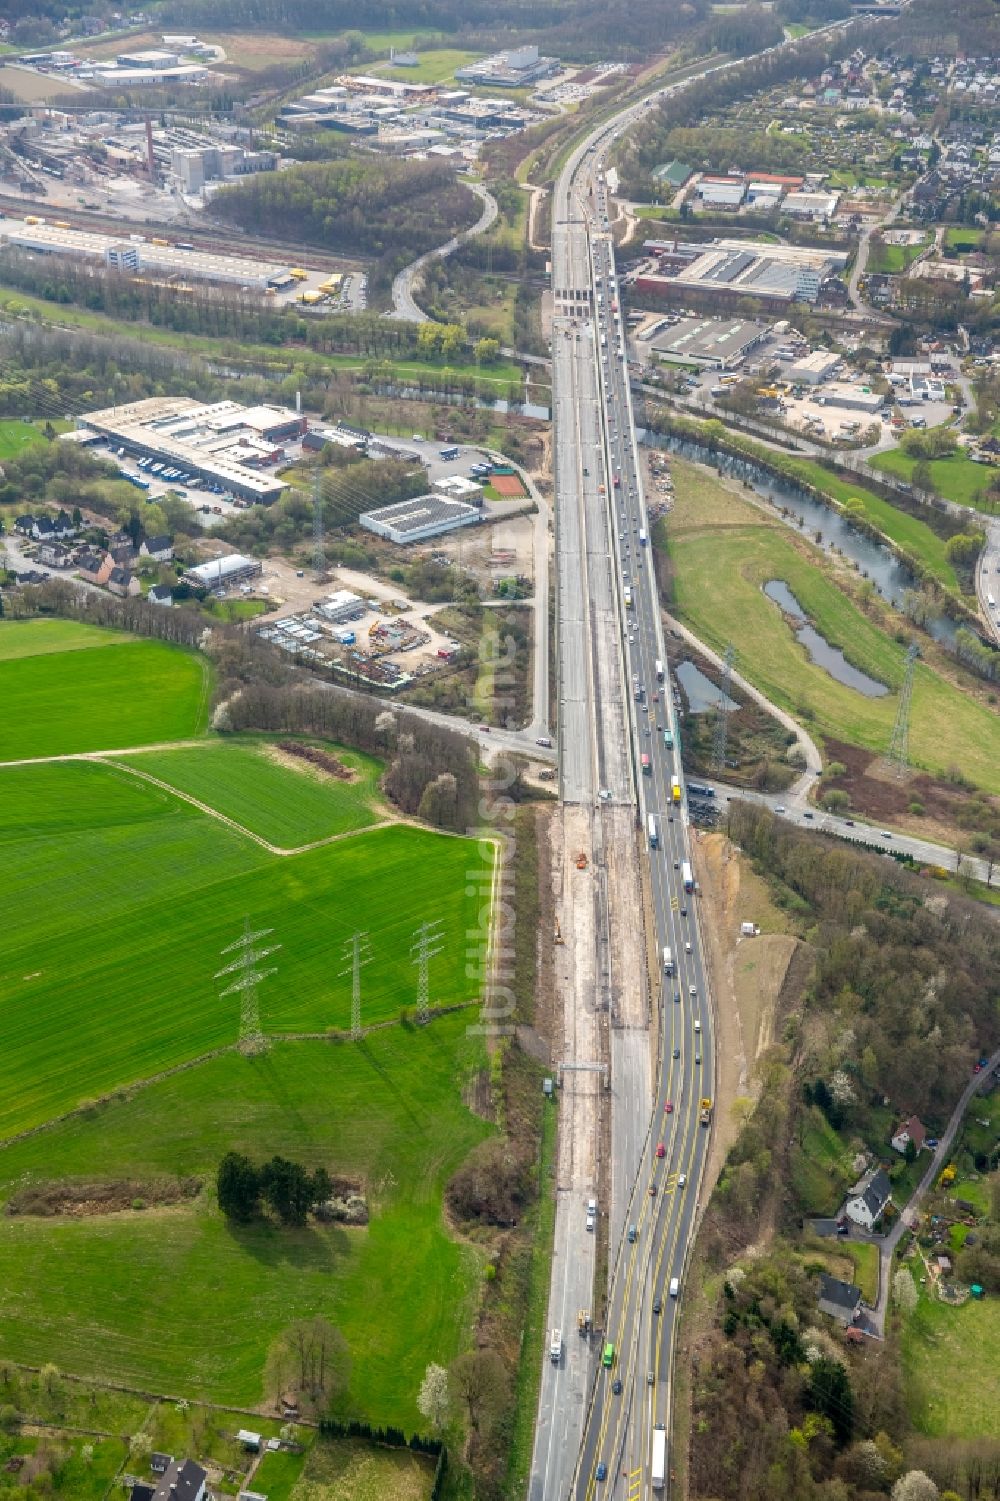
[
  {"left": 662, "top": 946, "right": 673, "bottom": 976},
  {"left": 655, "top": 659, "right": 664, "bottom": 682},
  {"left": 550, "top": 1328, "right": 563, "bottom": 1364},
  {"left": 651, "top": 1425, "right": 667, "bottom": 1491},
  {"left": 648, "top": 813, "right": 658, "bottom": 849}
]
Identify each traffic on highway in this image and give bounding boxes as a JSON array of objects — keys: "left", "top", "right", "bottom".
[{"left": 569, "top": 189, "right": 716, "bottom": 1500}]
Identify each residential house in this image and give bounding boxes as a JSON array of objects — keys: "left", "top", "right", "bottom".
[
  {"left": 891, "top": 1115, "right": 927, "bottom": 1155},
  {"left": 14, "top": 511, "right": 76, "bottom": 541},
  {"left": 76, "top": 551, "right": 113, "bottom": 586},
  {"left": 36, "top": 541, "right": 73, "bottom": 568},
  {"left": 816, "top": 1272, "right": 863, "bottom": 1326},
  {"left": 141, "top": 535, "right": 173, "bottom": 562},
  {"left": 107, "top": 566, "right": 140, "bottom": 598},
  {"left": 150, "top": 1459, "right": 206, "bottom": 1501},
  {"left": 111, "top": 544, "right": 138, "bottom": 568},
  {"left": 150, "top": 1456, "right": 172, "bottom": 1476},
  {"left": 845, "top": 1167, "right": 892, "bottom": 1231},
  {"left": 148, "top": 584, "right": 174, "bottom": 607}
]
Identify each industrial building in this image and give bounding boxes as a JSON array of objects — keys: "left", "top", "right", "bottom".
[
  {"left": 315, "top": 589, "right": 365, "bottom": 623},
  {"left": 649, "top": 316, "right": 769, "bottom": 370},
  {"left": 433, "top": 475, "right": 484, "bottom": 501},
  {"left": 635, "top": 239, "right": 849, "bottom": 309},
  {"left": 186, "top": 554, "right": 262, "bottom": 589},
  {"left": 695, "top": 175, "right": 746, "bottom": 210},
  {"left": 788, "top": 349, "right": 840, "bottom": 384},
  {"left": 782, "top": 190, "right": 841, "bottom": 220},
  {"left": 454, "top": 45, "right": 559, "bottom": 88},
  {"left": 359, "top": 495, "right": 482, "bottom": 545},
  {"left": 0, "top": 217, "right": 290, "bottom": 291},
  {"left": 816, "top": 383, "right": 883, "bottom": 413},
  {"left": 79, "top": 398, "right": 301, "bottom": 502}
]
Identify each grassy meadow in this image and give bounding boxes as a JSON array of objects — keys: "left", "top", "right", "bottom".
[
  {"left": 662, "top": 463, "right": 1000, "bottom": 790},
  {"left": 902, "top": 1286, "right": 1000, "bottom": 1438},
  {"left": 123, "top": 738, "right": 387, "bottom": 847},
  {"left": 0, "top": 1016, "right": 490, "bottom": 1419},
  {"left": 0, "top": 419, "right": 50, "bottom": 459},
  {"left": 0, "top": 621, "right": 210, "bottom": 760}
]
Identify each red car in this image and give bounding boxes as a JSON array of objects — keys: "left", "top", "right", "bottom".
[
  {"left": 664, "top": 1101, "right": 674, "bottom": 1115},
  {"left": 656, "top": 1142, "right": 665, "bottom": 1158}
]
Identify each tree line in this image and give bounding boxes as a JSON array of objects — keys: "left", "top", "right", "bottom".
[
  {"left": 217, "top": 1150, "right": 331, "bottom": 1224},
  {"left": 212, "top": 159, "right": 480, "bottom": 290}
]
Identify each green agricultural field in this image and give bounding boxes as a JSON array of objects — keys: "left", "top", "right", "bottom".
[
  {"left": 0, "top": 622, "right": 210, "bottom": 760},
  {"left": 0, "top": 759, "right": 490, "bottom": 1138},
  {"left": 902, "top": 1286, "right": 1000, "bottom": 1438},
  {"left": 664, "top": 463, "right": 1000, "bottom": 789},
  {"left": 871, "top": 445, "right": 996, "bottom": 513},
  {"left": 123, "top": 738, "right": 386, "bottom": 847},
  {"left": 0, "top": 419, "right": 50, "bottom": 459},
  {"left": 0, "top": 1016, "right": 490, "bottom": 1420}
]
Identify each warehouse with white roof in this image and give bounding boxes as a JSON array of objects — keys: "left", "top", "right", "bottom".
[{"left": 359, "top": 495, "right": 482, "bottom": 545}]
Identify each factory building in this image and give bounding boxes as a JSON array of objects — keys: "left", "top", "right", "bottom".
[
  {"left": 650, "top": 316, "right": 770, "bottom": 370},
  {"left": 782, "top": 190, "right": 841, "bottom": 220},
  {"left": 185, "top": 554, "right": 262, "bottom": 589},
  {"left": 788, "top": 349, "right": 840, "bottom": 384},
  {"left": 815, "top": 384, "right": 883, "bottom": 413},
  {"left": 79, "top": 398, "right": 299, "bottom": 503},
  {"left": 635, "top": 238, "right": 848, "bottom": 309},
  {"left": 359, "top": 495, "right": 482, "bottom": 545},
  {"left": 0, "top": 218, "right": 289, "bottom": 291},
  {"left": 454, "top": 45, "right": 559, "bottom": 88},
  {"left": 695, "top": 175, "right": 746, "bottom": 210}
]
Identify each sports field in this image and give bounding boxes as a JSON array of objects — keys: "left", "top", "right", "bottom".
[
  {"left": 664, "top": 463, "right": 1000, "bottom": 790},
  {"left": 1, "top": 759, "right": 489, "bottom": 1138},
  {"left": 122, "top": 738, "right": 386, "bottom": 847},
  {"left": 0, "top": 1014, "right": 490, "bottom": 1420},
  {"left": 0, "top": 621, "right": 210, "bottom": 760}
]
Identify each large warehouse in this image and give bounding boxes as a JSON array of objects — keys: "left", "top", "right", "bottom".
[
  {"left": 185, "top": 554, "right": 262, "bottom": 589},
  {"left": 359, "top": 495, "right": 482, "bottom": 545},
  {"left": 635, "top": 238, "right": 849, "bottom": 308},
  {"left": 0, "top": 218, "right": 289, "bottom": 291},
  {"left": 650, "top": 316, "right": 769, "bottom": 369},
  {"left": 80, "top": 398, "right": 300, "bottom": 502}
]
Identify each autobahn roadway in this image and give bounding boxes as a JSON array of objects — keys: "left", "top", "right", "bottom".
[
  {"left": 569, "top": 189, "right": 716, "bottom": 1501},
  {"left": 532, "top": 17, "right": 899, "bottom": 1501}
]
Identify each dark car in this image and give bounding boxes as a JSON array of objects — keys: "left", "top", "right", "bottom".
[
  {"left": 612, "top": 1378, "right": 623, "bottom": 1395},
  {"left": 596, "top": 1463, "right": 607, "bottom": 1482},
  {"left": 653, "top": 1298, "right": 662, "bottom": 1315}
]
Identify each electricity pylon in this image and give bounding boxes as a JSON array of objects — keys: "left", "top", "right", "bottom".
[
  {"left": 887, "top": 642, "right": 919, "bottom": 779},
  {"left": 411, "top": 919, "right": 444, "bottom": 1025},
  {"left": 339, "top": 931, "right": 373, "bottom": 1041},
  {"left": 216, "top": 916, "right": 280, "bottom": 1056},
  {"left": 312, "top": 467, "right": 325, "bottom": 577}
]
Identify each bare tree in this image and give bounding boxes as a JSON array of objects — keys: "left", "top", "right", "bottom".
[
  {"left": 266, "top": 1318, "right": 350, "bottom": 1415},
  {"left": 448, "top": 1349, "right": 509, "bottom": 1439}
]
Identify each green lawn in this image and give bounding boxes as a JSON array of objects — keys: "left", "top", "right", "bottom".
[
  {"left": 122, "top": 737, "right": 386, "bottom": 847},
  {"left": 0, "top": 622, "right": 210, "bottom": 760},
  {"left": 378, "top": 47, "right": 481, "bottom": 83},
  {"left": 945, "top": 227, "right": 984, "bottom": 250},
  {"left": 0, "top": 1016, "right": 490, "bottom": 1421},
  {"left": 902, "top": 1286, "right": 1000, "bottom": 1438},
  {"left": 0, "top": 759, "right": 491, "bottom": 1139},
  {"left": 871, "top": 445, "right": 997, "bottom": 513},
  {"left": 290, "top": 1436, "right": 435, "bottom": 1501},
  {"left": 252, "top": 1449, "right": 309, "bottom": 1501},
  {"left": 0, "top": 1433, "right": 127, "bottom": 1501},
  {"left": 0, "top": 419, "right": 51, "bottom": 459},
  {"left": 664, "top": 462, "right": 1000, "bottom": 789},
  {"left": 843, "top": 1240, "right": 879, "bottom": 1303},
  {"left": 866, "top": 237, "right": 929, "bottom": 274}
]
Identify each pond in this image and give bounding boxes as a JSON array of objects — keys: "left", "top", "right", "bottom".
[
  {"left": 643, "top": 431, "right": 962, "bottom": 650},
  {"left": 763, "top": 579, "right": 889, "bottom": 697},
  {"left": 675, "top": 658, "right": 739, "bottom": 714}
]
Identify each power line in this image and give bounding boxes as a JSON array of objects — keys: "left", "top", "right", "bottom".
[
  {"left": 411, "top": 919, "right": 445, "bottom": 1025},
  {"left": 215, "top": 915, "right": 280, "bottom": 1055},
  {"left": 887, "top": 642, "right": 919, "bottom": 780},
  {"left": 312, "top": 464, "right": 325, "bottom": 578},
  {"left": 711, "top": 643, "right": 735, "bottom": 775},
  {"left": 339, "top": 930, "right": 373, "bottom": 1041}
]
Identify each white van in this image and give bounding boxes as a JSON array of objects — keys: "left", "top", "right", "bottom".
[
  {"left": 694, "top": 1019, "right": 701, "bottom": 1033},
  {"left": 669, "top": 1276, "right": 680, "bottom": 1298}
]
